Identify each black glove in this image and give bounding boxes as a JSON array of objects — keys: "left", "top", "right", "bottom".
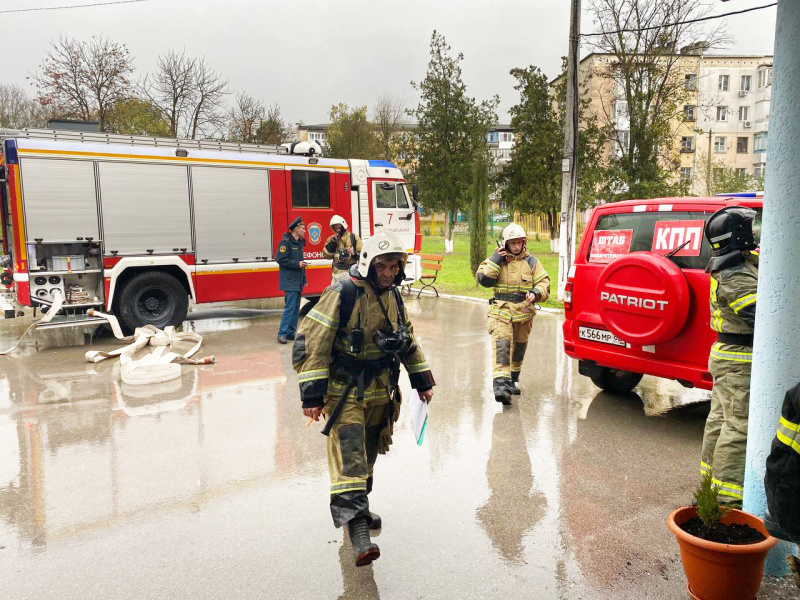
[
  {"left": 532, "top": 289, "right": 542, "bottom": 303},
  {"left": 325, "top": 239, "right": 338, "bottom": 253},
  {"left": 490, "top": 250, "right": 506, "bottom": 266}
]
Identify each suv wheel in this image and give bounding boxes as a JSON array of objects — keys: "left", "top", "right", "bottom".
[
  {"left": 589, "top": 367, "right": 643, "bottom": 394},
  {"left": 116, "top": 271, "right": 189, "bottom": 334}
]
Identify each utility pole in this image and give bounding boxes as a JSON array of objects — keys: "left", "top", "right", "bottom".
[{"left": 557, "top": 0, "right": 581, "bottom": 300}]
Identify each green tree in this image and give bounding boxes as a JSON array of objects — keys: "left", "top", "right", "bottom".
[
  {"left": 469, "top": 150, "right": 491, "bottom": 274},
  {"left": 407, "top": 31, "right": 498, "bottom": 252},
  {"left": 587, "top": 0, "right": 729, "bottom": 200},
  {"left": 695, "top": 151, "right": 762, "bottom": 196},
  {"left": 501, "top": 64, "right": 605, "bottom": 251},
  {"left": 106, "top": 97, "right": 171, "bottom": 137},
  {"left": 324, "top": 103, "right": 381, "bottom": 159}
]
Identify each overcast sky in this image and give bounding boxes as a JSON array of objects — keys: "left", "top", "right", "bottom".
[{"left": 0, "top": 0, "right": 778, "bottom": 126}]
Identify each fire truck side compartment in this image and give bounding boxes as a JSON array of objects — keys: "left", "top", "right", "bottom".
[
  {"left": 190, "top": 166, "right": 273, "bottom": 263},
  {"left": 19, "top": 157, "right": 99, "bottom": 242},
  {"left": 98, "top": 161, "right": 192, "bottom": 255}
]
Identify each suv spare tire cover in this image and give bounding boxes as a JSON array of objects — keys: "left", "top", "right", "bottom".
[{"left": 596, "top": 252, "right": 690, "bottom": 346}]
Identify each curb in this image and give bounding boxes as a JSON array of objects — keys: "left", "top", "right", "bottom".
[{"left": 408, "top": 287, "right": 564, "bottom": 314}]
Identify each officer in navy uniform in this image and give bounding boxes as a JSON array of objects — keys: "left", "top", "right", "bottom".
[{"left": 276, "top": 216, "right": 307, "bottom": 344}]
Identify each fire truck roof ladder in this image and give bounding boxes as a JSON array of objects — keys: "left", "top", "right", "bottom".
[{"left": 0, "top": 127, "right": 286, "bottom": 156}]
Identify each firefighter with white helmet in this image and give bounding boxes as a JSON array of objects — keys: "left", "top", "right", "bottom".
[
  {"left": 324, "top": 215, "right": 363, "bottom": 283},
  {"left": 476, "top": 223, "right": 550, "bottom": 405},
  {"left": 293, "top": 230, "right": 435, "bottom": 567}
]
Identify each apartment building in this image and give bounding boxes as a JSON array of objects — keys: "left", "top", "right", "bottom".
[{"left": 552, "top": 49, "right": 772, "bottom": 195}]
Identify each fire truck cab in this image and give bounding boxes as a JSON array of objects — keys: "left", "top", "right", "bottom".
[{"left": 0, "top": 128, "right": 421, "bottom": 332}]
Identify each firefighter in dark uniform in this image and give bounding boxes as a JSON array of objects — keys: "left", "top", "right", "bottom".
[
  {"left": 293, "top": 231, "right": 435, "bottom": 567},
  {"left": 476, "top": 223, "right": 550, "bottom": 405},
  {"left": 324, "top": 215, "right": 363, "bottom": 284},
  {"left": 276, "top": 216, "right": 307, "bottom": 344},
  {"left": 701, "top": 206, "right": 759, "bottom": 507}
]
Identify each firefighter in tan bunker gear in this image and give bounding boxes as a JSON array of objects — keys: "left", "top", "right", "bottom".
[
  {"left": 476, "top": 223, "right": 550, "bottom": 405},
  {"left": 293, "top": 230, "right": 435, "bottom": 567},
  {"left": 701, "top": 206, "right": 759, "bottom": 508},
  {"left": 324, "top": 215, "right": 363, "bottom": 283}
]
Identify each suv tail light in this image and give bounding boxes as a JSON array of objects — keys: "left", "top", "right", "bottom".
[{"left": 564, "top": 280, "right": 573, "bottom": 312}]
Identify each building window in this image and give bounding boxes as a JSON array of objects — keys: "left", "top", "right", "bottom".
[
  {"left": 718, "top": 75, "right": 729, "bottom": 91},
  {"left": 738, "top": 106, "right": 750, "bottom": 122},
  {"left": 685, "top": 73, "right": 697, "bottom": 91},
  {"left": 487, "top": 131, "right": 499, "bottom": 143},
  {"left": 680, "top": 136, "right": 694, "bottom": 152},
  {"left": 613, "top": 100, "right": 628, "bottom": 120},
  {"left": 291, "top": 170, "right": 331, "bottom": 208},
  {"left": 758, "top": 68, "right": 772, "bottom": 88},
  {"left": 684, "top": 105, "right": 696, "bottom": 121},
  {"left": 737, "top": 137, "right": 749, "bottom": 153},
  {"left": 754, "top": 164, "right": 765, "bottom": 178},
  {"left": 308, "top": 132, "right": 326, "bottom": 143},
  {"left": 714, "top": 136, "right": 727, "bottom": 153},
  {"left": 736, "top": 168, "right": 747, "bottom": 177},
  {"left": 740, "top": 75, "right": 752, "bottom": 92},
  {"left": 500, "top": 132, "right": 514, "bottom": 143},
  {"left": 754, "top": 132, "right": 768, "bottom": 153},
  {"left": 716, "top": 106, "right": 728, "bottom": 121},
  {"left": 616, "top": 131, "right": 630, "bottom": 153},
  {"left": 680, "top": 167, "right": 692, "bottom": 181}
]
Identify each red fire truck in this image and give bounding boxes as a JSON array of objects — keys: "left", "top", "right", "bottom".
[{"left": 0, "top": 128, "right": 421, "bottom": 332}]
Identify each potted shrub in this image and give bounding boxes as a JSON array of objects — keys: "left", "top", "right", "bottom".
[{"left": 667, "top": 472, "right": 778, "bottom": 600}]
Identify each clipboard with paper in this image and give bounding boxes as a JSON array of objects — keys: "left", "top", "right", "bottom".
[{"left": 408, "top": 389, "right": 428, "bottom": 445}]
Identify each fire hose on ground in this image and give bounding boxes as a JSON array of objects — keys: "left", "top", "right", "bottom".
[{"left": 1, "top": 293, "right": 215, "bottom": 385}]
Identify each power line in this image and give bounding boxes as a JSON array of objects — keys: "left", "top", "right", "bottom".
[
  {"left": 580, "top": 2, "right": 777, "bottom": 38},
  {"left": 0, "top": 0, "right": 150, "bottom": 14}
]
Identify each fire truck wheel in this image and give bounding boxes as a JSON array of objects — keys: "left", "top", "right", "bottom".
[
  {"left": 589, "top": 367, "right": 643, "bottom": 394},
  {"left": 116, "top": 271, "right": 189, "bottom": 333}
]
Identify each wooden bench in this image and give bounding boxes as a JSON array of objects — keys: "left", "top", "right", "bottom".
[{"left": 415, "top": 253, "right": 444, "bottom": 298}]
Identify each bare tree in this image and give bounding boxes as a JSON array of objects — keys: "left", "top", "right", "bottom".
[
  {"left": 586, "top": 0, "right": 730, "bottom": 199},
  {"left": 141, "top": 49, "right": 196, "bottom": 138},
  {"left": 31, "top": 35, "right": 134, "bottom": 131},
  {"left": 142, "top": 51, "right": 228, "bottom": 139},
  {"left": 186, "top": 57, "right": 228, "bottom": 139},
  {"left": 373, "top": 92, "right": 407, "bottom": 161},
  {"left": 227, "top": 91, "right": 266, "bottom": 142},
  {"left": 0, "top": 84, "right": 48, "bottom": 128}
]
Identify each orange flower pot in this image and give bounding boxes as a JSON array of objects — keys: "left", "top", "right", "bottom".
[{"left": 667, "top": 506, "right": 779, "bottom": 600}]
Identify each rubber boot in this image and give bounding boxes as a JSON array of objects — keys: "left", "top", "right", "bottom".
[
  {"left": 348, "top": 517, "right": 380, "bottom": 567},
  {"left": 510, "top": 372, "right": 521, "bottom": 395},
  {"left": 368, "top": 511, "right": 382, "bottom": 530},
  {"left": 494, "top": 392, "right": 511, "bottom": 406}
]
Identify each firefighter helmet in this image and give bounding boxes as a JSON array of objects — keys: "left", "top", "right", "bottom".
[
  {"left": 705, "top": 206, "right": 758, "bottom": 272},
  {"left": 357, "top": 231, "right": 408, "bottom": 285},
  {"left": 502, "top": 223, "right": 527, "bottom": 251},
  {"left": 330, "top": 215, "right": 348, "bottom": 232}
]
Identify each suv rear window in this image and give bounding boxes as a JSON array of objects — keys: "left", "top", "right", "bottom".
[{"left": 587, "top": 211, "right": 713, "bottom": 270}]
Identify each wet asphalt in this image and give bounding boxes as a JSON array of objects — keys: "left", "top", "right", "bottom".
[{"left": 0, "top": 296, "right": 796, "bottom": 599}]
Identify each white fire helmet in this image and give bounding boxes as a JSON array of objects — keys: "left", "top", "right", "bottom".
[
  {"left": 357, "top": 231, "right": 408, "bottom": 279},
  {"left": 330, "top": 215, "right": 348, "bottom": 232},
  {"left": 502, "top": 223, "right": 527, "bottom": 246}
]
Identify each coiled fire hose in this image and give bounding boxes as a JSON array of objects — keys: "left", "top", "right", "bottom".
[{"left": 85, "top": 309, "right": 215, "bottom": 385}]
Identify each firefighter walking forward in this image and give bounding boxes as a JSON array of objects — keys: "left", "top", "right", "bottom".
[
  {"left": 324, "top": 215, "right": 362, "bottom": 284},
  {"left": 293, "top": 230, "right": 435, "bottom": 567},
  {"left": 476, "top": 223, "right": 550, "bottom": 405},
  {"left": 701, "top": 206, "right": 759, "bottom": 507}
]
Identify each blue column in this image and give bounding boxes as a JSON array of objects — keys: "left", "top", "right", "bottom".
[{"left": 743, "top": 0, "right": 800, "bottom": 575}]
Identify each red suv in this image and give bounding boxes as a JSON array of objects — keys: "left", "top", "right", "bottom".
[{"left": 563, "top": 196, "right": 762, "bottom": 393}]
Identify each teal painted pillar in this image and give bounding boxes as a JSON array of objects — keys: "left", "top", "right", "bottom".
[{"left": 743, "top": 0, "right": 799, "bottom": 575}]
